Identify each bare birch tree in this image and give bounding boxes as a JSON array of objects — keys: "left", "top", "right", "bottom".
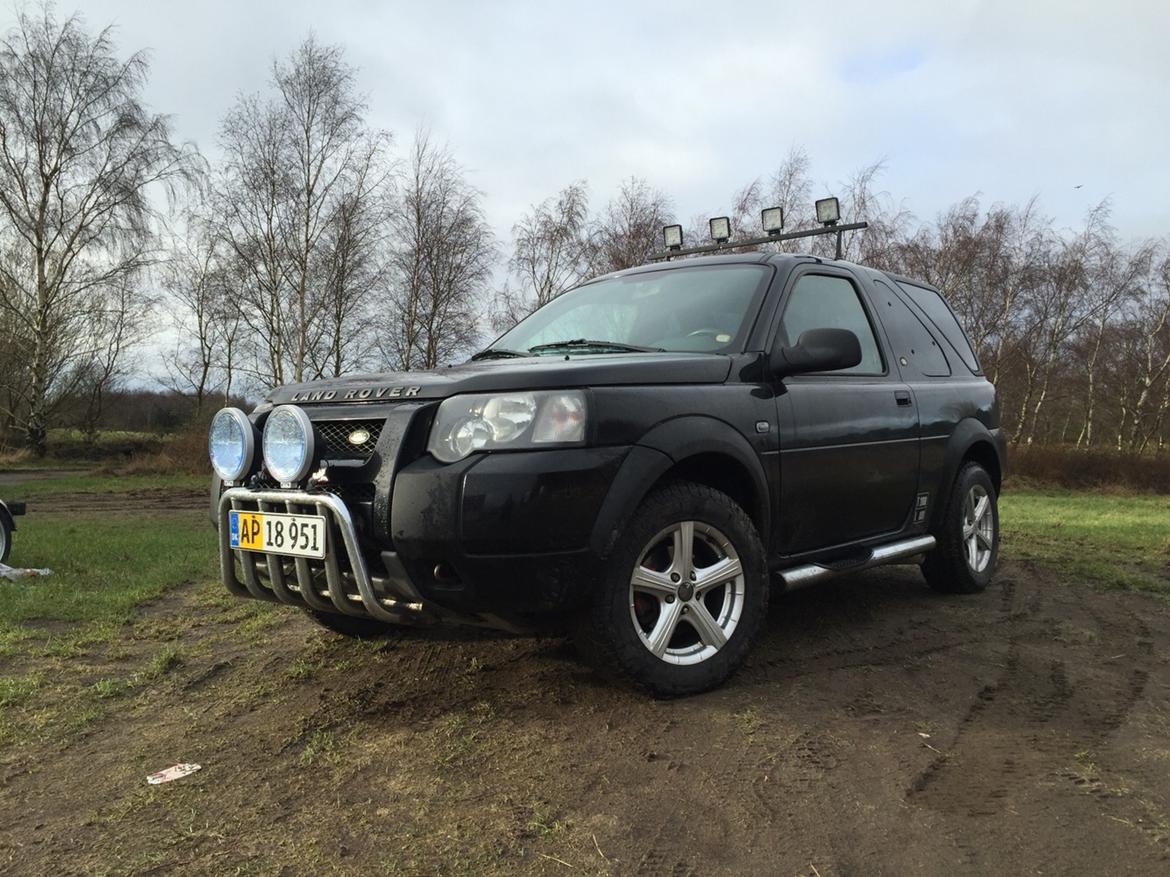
[
  {"left": 161, "top": 209, "right": 239, "bottom": 413},
  {"left": 213, "top": 36, "right": 391, "bottom": 388},
  {"left": 308, "top": 151, "right": 392, "bottom": 378},
  {"left": 494, "top": 181, "right": 592, "bottom": 330},
  {"left": 379, "top": 131, "right": 495, "bottom": 370},
  {"left": 590, "top": 177, "right": 673, "bottom": 273},
  {"left": 728, "top": 147, "right": 814, "bottom": 248},
  {"left": 0, "top": 6, "right": 197, "bottom": 454}
]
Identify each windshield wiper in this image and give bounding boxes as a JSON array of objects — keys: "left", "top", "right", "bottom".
[
  {"left": 527, "top": 339, "right": 665, "bottom": 355},
  {"left": 470, "top": 347, "right": 530, "bottom": 361}
]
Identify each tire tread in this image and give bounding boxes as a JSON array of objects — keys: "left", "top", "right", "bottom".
[
  {"left": 577, "top": 479, "right": 768, "bottom": 697},
  {"left": 922, "top": 462, "right": 997, "bottom": 594}
]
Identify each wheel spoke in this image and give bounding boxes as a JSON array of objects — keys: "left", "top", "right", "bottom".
[
  {"left": 976, "top": 529, "right": 994, "bottom": 551},
  {"left": 671, "top": 521, "right": 695, "bottom": 580},
  {"left": 694, "top": 555, "right": 742, "bottom": 592},
  {"left": 686, "top": 602, "right": 728, "bottom": 649},
  {"left": 972, "top": 494, "right": 990, "bottom": 525},
  {"left": 966, "top": 535, "right": 979, "bottom": 569},
  {"left": 646, "top": 598, "right": 684, "bottom": 657},
  {"left": 631, "top": 566, "right": 677, "bottom": 597},
  {"left": 629, "top": 519, "right": 747, "bottom": 665}
]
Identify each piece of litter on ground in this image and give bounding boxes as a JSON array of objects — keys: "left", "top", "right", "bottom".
[
  {"left": 0, "top": 563, "right": 52, "bottom": 580},
  {"left": 146, "top": 763, "right": 202, "bottom": 785},
  {"left": 918, "top": 732, "right": 931, "bottom": 738}
]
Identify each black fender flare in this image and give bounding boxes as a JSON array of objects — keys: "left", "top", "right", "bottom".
[
  {"left": 589, "top": 416, "right": 770, "bottom": 557},
  {"left": 931, "top": 418, "right": 1006, "bottom": 530}
]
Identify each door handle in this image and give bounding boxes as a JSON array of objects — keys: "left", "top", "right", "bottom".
[{"left": 895, "top": 391, "right": 913, "bottom": 407}]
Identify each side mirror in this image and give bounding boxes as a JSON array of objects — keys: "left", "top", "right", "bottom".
[{"left": 771, "top": 328, "right": 862, "bottom": 378}]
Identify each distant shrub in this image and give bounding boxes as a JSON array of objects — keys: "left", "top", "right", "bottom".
[
  {"left": 1007, "top": 445, "right": 1170, "bottom": 494},
  {"left": 106, "top": 423, "right": 211, "bottom": 476}
]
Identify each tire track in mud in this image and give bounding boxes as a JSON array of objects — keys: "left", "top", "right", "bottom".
[
  {"left": 742, "top": 567, "right": 1049, "bottom": 686},
  {"left": 30, "top": 487, "right": 208, "bottom": 514},
  {"left": 675, "top": 567, "right": 1054, "bottom": 869},
  {"left": 634, "top": 837, "right": 697, "bottom": 877},
  {"left": 905, "top": 566, "right": 1158, "bottom": 851}
]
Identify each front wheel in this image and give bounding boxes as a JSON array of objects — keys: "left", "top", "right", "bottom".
[
  {"left": 0, "top": 516, "right": 10, "bottom": 564},
  {"left": 922, "top": 462, "right": 999, "bottom": 594},
  {"left": 577, "top": 481, "right": 769, "bottom": 696}
]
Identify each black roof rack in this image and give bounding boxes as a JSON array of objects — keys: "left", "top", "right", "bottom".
[{"left": 650, "top": 221, "right": 868, "bottom": 263}]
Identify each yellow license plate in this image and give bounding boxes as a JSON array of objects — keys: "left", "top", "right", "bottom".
[{"left": 229, "top": 510, "right": 327, "bottom": 559}]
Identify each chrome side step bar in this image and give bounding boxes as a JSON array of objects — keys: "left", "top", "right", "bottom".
[{"left": 775, "top": 535, "right": 936, "bottom": 591}]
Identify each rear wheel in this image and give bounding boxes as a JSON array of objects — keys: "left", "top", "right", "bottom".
[
  {"left": 302, "top": 609, "right": 395, "bottom": 639},
  {"left": 922, "top": 462, "right": 999, "bottom": 594},
  {"left": 0, "top": 517, "right": 10, "bottom": 564},
  {"left": 578, "top": 481, "right": 769, "bottom": 696}
]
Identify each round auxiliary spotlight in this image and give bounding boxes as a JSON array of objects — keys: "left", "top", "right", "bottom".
[{"left": 262, "top": 405, "right": 317, "bottom": 484}]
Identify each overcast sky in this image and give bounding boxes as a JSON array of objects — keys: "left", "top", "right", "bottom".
[{"left": 10, "top": 0, "right": 1166, "bottom": 244}]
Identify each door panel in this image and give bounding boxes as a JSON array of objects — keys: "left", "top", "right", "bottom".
[
  {"left": 777, "top": 380, "right": 919, "bottom": 553},
  {"left": 771, "top": 269, "right": 920, "bottom": 556}
]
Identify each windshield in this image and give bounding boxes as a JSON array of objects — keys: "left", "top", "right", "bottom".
[{"left": 492, "top": 264, "right": 772, "bottom": 356}]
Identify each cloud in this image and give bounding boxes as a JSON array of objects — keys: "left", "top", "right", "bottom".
[{"left": 9, "top": 0, "right": 1168, "bottom": 240}]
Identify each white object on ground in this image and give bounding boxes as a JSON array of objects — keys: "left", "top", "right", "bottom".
[
  {"left": 146, "top": 763, "right": 202, "bottom": 785},
  {"left": 0, "top": 562, "right": 52, "bottom": 580}
]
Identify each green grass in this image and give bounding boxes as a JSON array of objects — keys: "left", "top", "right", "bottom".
[
  {"left": 0, "top": 477, "right": 220, "bottom": 748},
  {"left": 1001, "top": 489, "right": 1170, "bottom": 594},
  {"left": 0, "top": 512, "right": 216, "bottom": 635}
]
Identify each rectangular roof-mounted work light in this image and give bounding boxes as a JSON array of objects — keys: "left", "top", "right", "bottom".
[
  {"left": 647, "top": 195, "right": 867, "bottom": 262},
  {"left": 761, "top": 206, "right": 784, "bottom": 235},
  {"left": 815, "top": 197, "right": 841, "bottom": 226}
]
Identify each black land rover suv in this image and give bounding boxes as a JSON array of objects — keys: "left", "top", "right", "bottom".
[{"left": 208, "top": 251, "right": 1004, "bottom": 695}]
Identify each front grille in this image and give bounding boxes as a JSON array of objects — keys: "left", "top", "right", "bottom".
[
  {"left": 315, "top": 419, "right": 383, "bottom": 460},
  {"left": 321, "top": 482, "right": 376, "bottom": 503}
]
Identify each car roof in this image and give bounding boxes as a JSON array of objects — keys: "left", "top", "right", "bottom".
[
  {"left": 589, "top": 252, "right": 939, "bottom": 294},
  {"left": 588, "top": 251, "right": 808, "bottom": 283}
]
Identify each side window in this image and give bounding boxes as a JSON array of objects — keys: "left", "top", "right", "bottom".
[
  {"left": 779, "top": 274, "right": 883, "bottom": 375},
  {"left": 872, "top": 279, "right": 950, "bottom": 377},
  {"left": 895, "top": 281, "right": 981, "bottom": 373}
]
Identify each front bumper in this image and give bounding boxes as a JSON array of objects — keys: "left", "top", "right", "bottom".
[
  {"left": 218, "top": 487, "right": 440, "bottom": 625},
  {"left": 217, "top": 445, "right": 629, "bottom": 629}
]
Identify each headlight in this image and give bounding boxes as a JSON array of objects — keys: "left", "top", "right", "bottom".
[
  {"left": 262, "top": 405, "right": 316, "bottom": 484},
  {"left": 208, "top": 408, "right": 256, "bottom": 482},
  {"left": 427, "top": 390, "right": 587, "bottom": 463}
]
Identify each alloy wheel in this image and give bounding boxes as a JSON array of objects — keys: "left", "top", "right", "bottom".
[
  {"left": 629, "top": 520, "right": 746, "bottom": 665},
  {"left": 962, "top": 484, "right": 995, "bottom": 573}
]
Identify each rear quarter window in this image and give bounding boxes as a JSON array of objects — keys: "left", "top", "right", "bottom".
[
  {"left": 872, "top": 279, "right": 950, "bottom": 377},
  {"left": 895, "top": 281, "right": 981, "bottom": 374}
]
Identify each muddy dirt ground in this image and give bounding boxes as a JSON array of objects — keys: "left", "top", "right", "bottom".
[{"left": 1, "top": 492, "right": 1168, "bottom": 875}]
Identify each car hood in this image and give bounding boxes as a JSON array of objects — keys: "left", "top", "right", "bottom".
[{"left": 266, "top": 353, "right": 734, "bottom": 406}]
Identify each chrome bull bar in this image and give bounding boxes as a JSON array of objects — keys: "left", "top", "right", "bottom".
[{"left": 218, "top": 487, "right": 429, "bottom": 624}]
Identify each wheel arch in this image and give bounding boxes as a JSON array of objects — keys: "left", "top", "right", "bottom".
[
  {"left": 962, "top": 438, "right": 1002, "bottom": 493},
  {"left": 590, "top": 417, "right": 770, "bottom": 558},
  {"left": 930, "top": 419, "right": 1005, "bottom": 530}
]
